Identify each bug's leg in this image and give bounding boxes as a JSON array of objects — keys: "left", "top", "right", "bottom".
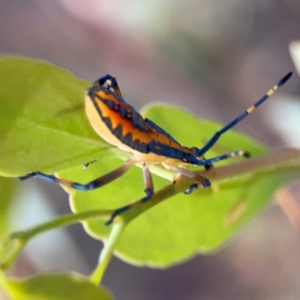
[
  {"left": 106, "top": 162, "right": 154, "bottom": 225},
  {"left": 82, "top": 160, "right": 97, "bottom": 170},
  {"left": 183, "top": 151, "right": 250, "bottom": 194},
  {"left": 170, "top": 165, "right": 203, "bottom": 195},
  {"left": 141, "top": 162, "right": 154, "bottom": 202},
  {"left": 199, "top": 155, "right": 213, "bottom": 170},
  {"left": 171, "top": 166, "right": 211, "bottom": 187},
  {"left": 19, "top": 158, "right": 135, "bottom": 191},
  {"left": 196, "top": 150, "right": 250, "bottom": 166},
  {"left": 183, "top": 183, "right": 200, "bottom": 195},
  {"left": 183, "top": 150, "right": 250, "bottom": 195},
  {"left": 195, "top": 72, "right": 292, "bottom": 157},
  {"left": 204, "top": 164, "right": 213, "bottom": 170},
  {"left": 184, "top": 150, "right": 250, "bottom": 194},
  {"left": 163, "top": 164, "right": 210, "bottom": 194}
]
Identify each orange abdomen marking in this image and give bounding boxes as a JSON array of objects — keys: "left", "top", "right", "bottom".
[{"left": 86, "top": 86, "right": 192, "bottom": 160}]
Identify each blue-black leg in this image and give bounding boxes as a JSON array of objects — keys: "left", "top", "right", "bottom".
[
  {"left": 195, "top": 72, "right": 292, "bottom": 157},
  {"left": 185, "top": 150, "right": 250, "bottom": 194},
  {"left": 19, "top": 158, "right": 135, "bottom": 191},
  {"left": 183, "top": 183, "right": 199, "bottom": 195},
  {"left": 195, "top": 150, "right": 250, "bottom": 166},
  {"left": 82, "top": 160, "right": 97, "bottom": 170},
  {"left": 106, "top": 162, "right": 154, "bottom": 225}
]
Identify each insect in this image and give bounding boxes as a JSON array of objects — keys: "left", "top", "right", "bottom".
[{"left": 20, "top": 71, "right": 293, "bottom": 225}]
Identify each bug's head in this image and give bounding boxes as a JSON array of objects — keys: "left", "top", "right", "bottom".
[
  {"left": 93, "top": 74, "right": 116, "bottom": 88},
  {"left": 93, "top": 74, "right": 122, "bottom": 97}
]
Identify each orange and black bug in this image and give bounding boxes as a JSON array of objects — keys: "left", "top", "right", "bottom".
[{"left": 20, "top": 72, "right": 293, "bottom": 225}]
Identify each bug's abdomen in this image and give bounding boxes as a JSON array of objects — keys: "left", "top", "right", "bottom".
[
  {"left": 85, "top": 93, "right": 153, "bottom": 154},
  {"left": 86, "top": 88, "right": 192, "bottom": 161}
]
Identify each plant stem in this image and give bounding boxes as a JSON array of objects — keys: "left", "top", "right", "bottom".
[
  {"left": 0, "top": 210, "right": 111, "bottom": 270},
  {"left": 119, "top": 149, "right": 300, "bottom": 224},
  {"left": 90, "top": 221, "right": 126, "bottom": 285}
]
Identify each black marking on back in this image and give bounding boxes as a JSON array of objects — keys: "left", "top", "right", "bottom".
[
  {"left": 102, "top": 117, "right": 112, "bottom": 129},
  {"left": 169, "top": 147, "right": 186, "bottom": 159},
  {"left": 123, "top": 133, "right": 133, "bottom": 146},
  {"left": 104, "top": 99, "right": 115, "bottom": 109},
  {"left": 147, "top": 140, "right": 169, "bottom": 157},
  {"left": 145, "top": 118, "right": 178, "bottom": 143},
  {"left": 131, "top": 114, "right": 149, "bottom": 131},
  {"left": 133, "top": 139, "right": 148, "bottom": 153},
  {"left": 119, "top": 105, "right": 128, "bottom": 118},
  {"left": 147, "top": 139, "right": 188, "bottom": 159},
  {"left": 90, "top": 85, "right": 150, "bottom": 133},
  {"left": 112, "top": 124, "right": 123, "bottom": 140},
  {"left": 88, "top": 86, "right": 150, "bottom": 151},
  {"left": 88, "top": 85, "right": 188, "bottom": 158}
]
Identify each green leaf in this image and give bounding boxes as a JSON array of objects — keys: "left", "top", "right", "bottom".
[
  {"left": 0, "top": 56, "right": 296, "bottom": 267},
  {"left": 0, "top": 56, "right": 116, "bottom": 177},
  {"left": 2, "top": 273, "right": 112, "bottom": 300},
  {"left": 63, "top": 105, "right": 295, "bottom": 267}
]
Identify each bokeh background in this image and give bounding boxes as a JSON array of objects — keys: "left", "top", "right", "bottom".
[{"left": 1, "top": 1, "right": 300, "bottom": 299}]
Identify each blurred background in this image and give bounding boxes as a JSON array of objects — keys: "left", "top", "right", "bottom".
[{"left": 1, "top": 0, "right": 300, "bottom": 299}]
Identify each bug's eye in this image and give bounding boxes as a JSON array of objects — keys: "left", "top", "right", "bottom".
[
  {"left": 100, "top": 79, "right": 112, "bottom": 88},
  {"left": 93, "top": 74, "right": 115, "bottom": 88}
]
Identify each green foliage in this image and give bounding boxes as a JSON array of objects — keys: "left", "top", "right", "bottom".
[
  {"left": 0, "top": 56, "right": 116, "bottom": 177},
  {"left": 63, "top": 106, "right": 293, "bottom": 266},
  {"left": 0, "top": 56, "right": 298, "bottom": 298},
  {"left": 1, "top": 273, "right": 112, "bottom": 300}
]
